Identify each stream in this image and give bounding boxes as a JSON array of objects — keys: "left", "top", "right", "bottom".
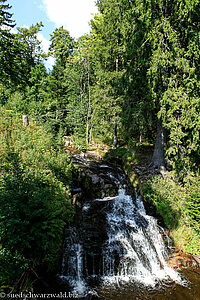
[{"left": 58, "top": 155, "right": 200, "bottom": 299}]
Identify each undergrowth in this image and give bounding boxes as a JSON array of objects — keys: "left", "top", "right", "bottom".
[
  {"left": 141, "top": 176, "right": 200, "bottom": 255},
  {"left": 0, "top": 108, "right": 75, "bottom": 293}
]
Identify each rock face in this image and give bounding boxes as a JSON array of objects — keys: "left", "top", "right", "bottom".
[
  {"left": 162, "top": 230, "right": 200, "bottom": 270},
  {"left": 167, "top": 251, "right": 200, "bottom": 269},
  {"left": 60, "top": 154, "right": 136, "bottom": 287},
  {"left": 71, "top": 154, "right": 134, "bottom": 206},
  {"left": 71, "top": 154, "right": 134, "bottom": 253}
]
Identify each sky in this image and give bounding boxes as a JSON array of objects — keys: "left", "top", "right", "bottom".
[{"left": 9, "top": 0, "right": 99, "bottom": 68}]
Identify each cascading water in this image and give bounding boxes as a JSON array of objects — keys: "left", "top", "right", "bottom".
[
  {"left": 101, "top": 189, "right": 181, "bottom": 287},
  {"left": 60, "top": 229, "right": 87, "bottom": 296},
  {"left": 59, "top": 161, "right": 184, "bottom": 298}
]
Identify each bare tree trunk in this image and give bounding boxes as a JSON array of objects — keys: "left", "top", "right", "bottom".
[
  {"left": 23, "top": 115, "right": 29, "bottom": 128},
  {"left": 80, "top": 72, "right": 86, "bottom": 119},
  {"left": 86, "top": 62, "right": 91, "bottom": 145},
  {"left": 111, "top": 38, "right": 119, "bottom": 150},
  {"left": 113, "top": 124, "right": 118, "bottom": 149},
  {"left": 139, "top": 134, "right": 142, "bottom": 144},
  {"left": 151, "top": 118, "right": 166, "bottom": 169},
  {"left": 86, "top": 120, "right": 89, "bottom": 144},
  {"left": 89, "top": 109, "right": 95, "bottom": 142}
]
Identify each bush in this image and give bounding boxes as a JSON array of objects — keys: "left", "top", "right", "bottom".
[
  {"left": 0, "top": 108, "right": 75, "bottom": 291},
  {"left": 141, "top": 175, "right": 200, "bottom": 255},
  {"left": 141, "top": 177, "right": 182, "bottom": 229},
  {"left": 185, "top": 176, "right": 200, "bottom": 232},
  {"left": 103, "top": 148, "right": 138, "bottom": 165}
]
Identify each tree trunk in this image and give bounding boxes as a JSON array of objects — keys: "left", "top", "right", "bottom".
[
  {"left": 23, "top": 115, "right": 29, "bottom": 128},
  {"left": 151, "top": 118, "right": 166, "bottom": 169},
  {"left": 89, "top": 109, "right": 95, "bottom": 142},
  {"left": 86, "top": 61, "right": 91, "bottom": 145},
  {"left": 113, "top": 124, "right": 118, "bottom": 149}
]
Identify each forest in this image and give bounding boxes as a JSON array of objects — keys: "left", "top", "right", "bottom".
[{"left": 0, "top": 0, "right": 200, "bottom": 294}]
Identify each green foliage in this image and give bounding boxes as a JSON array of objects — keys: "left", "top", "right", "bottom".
[
  {"left": 95, "top": 0, "right": 200, "bottom": 168},
  {"left": 145, "top": 0, "right": 200, "bottom": 174},
  {"left": 0, "top": 18, "right": 48, "bottom": 90},
  {"left": 1, "top": 0, "right": 200, "bottom": 174},
  {"left": 71, "top": 135, "right": 89, "bottom": 152},
  {"left": 0, "top": 0, "right": 15, "bottom": 28},
  {"left": 185, "top": 176, "right": 200, "bottom": 232},
  {"left": 104, "top": 148, "right": 138, "bottom": 165},
  {"left": 0, "top": 249, "right": 29, "bottom": 293},
  {"left": 49, "top": 26, "right": 75, "bottom": 67},
  {"left": 161, "top": 89, "right": 200, "bottom": 176},
  {"left": 16, "top": 22, "right": 47, "bottom": 67},
  {"left": 0, "top": 0, "right": 200, "bottom": 284},
  {"left": 0, "top": 1, "right": 20, "bottom": 86},
  {"left": 90, "top": 11, "right": 125, "bottom": 144},
  {"left": 141, "top": 175, "right": 200, "bottom": 255},
  {"left": 3, "top": 63, "right": 49, "bottom": 116},
  {"left": 0, "top": 108, "right": 75, "bottom": 291},
  {"left": 141, "top": 177, "right": 181, "bottom": 229}
]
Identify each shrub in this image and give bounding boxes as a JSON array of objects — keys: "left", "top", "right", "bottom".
[
  {"left": 0, "top": 108, "right": 75, "bottom": 291},
  {"left": 141, "top": 175, "right": 200, "bottom": 255}
]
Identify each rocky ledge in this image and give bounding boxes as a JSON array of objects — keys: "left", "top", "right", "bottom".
[{"left": 63, "top": 141, "right": 200, "bottom": 273}]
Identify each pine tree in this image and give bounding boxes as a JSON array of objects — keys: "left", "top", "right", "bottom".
[
  {"left": 0, "top": 0, "right": 17, "bottom": 84},
  {"left": 0, "top": 0, "right": 15, "bottom": 29}
]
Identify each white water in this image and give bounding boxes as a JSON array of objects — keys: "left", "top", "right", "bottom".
[
  {"left": 60, "top": 230, "right": 87, "bottom": 296},
  {"left": 60, "top": 188, "right": 183, "bottom": 296},
  {"left": 101, "top": 189, "right": 182, "bottom": 287}
]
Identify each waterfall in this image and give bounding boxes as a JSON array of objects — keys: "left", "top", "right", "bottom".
[
  {"left": 101, "top": 189, "right": 181, "bottom": 286},
  {"left": 60, "top": 191, "right": 183, "bottom": 297},
  {"left": 60, "top": 229, "right": 87, "bottom": 296},
  {"left": 59, "top": 161, "right": 183, "bottom": 297}
]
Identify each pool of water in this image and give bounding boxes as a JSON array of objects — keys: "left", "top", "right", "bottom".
[{"left": 96, "top": 268, "right": 200, "bottom": 300}]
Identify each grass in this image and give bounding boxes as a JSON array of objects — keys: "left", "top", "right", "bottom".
[{"left": 141, "top": 176, "right": 200, "bottom": 255}]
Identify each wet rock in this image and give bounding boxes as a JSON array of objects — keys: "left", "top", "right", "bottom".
[
  {"left": 194, "top": 255, "right": 200, "bottom": 265},
  {"left": 65, "top": 153, "right": 137, "bottom": 280},
  {"left": 71, "top": 188, "right": 82, "bottom": 193},
  {"left": 71, "top": 155, "right": 130, "bottom": 203},
  {"left": 90, "top": 174, "right": 101, "bottom": 184},
  {"left": 104, "top": 184, "right": 115, "bottom": 190},
  {"left": 162, "top": 231, "right": 200, "bottom": 270},
  {"left": 167, "top": 251, "right": 200, "bottom": 269}
]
